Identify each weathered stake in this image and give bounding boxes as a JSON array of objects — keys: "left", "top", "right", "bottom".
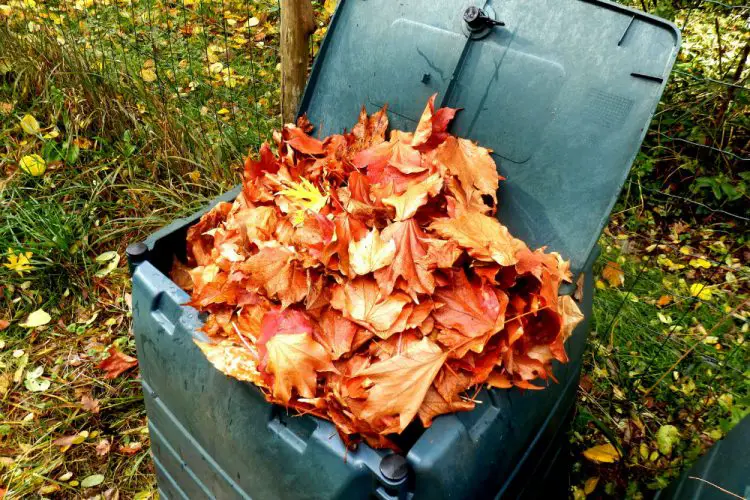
[{"left": 280, "top": 0, "right": 315, "bottom": 124}]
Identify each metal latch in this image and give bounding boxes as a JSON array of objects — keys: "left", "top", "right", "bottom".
[{"left": 463, "top": 6, "right": 504, "bottom": 34}]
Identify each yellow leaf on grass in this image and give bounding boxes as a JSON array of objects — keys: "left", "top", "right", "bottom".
[
  {"left": 19, "top": 114, "right": 40, "bottom": 135},
  {"left": 140, "top": 59, "right": 157, "bottom": 82},
  {"left": 4, "top": 249, "right": 33, "bottom": 275},
  {"left": 20, "top": 309, "right": 51, "bottom": 328},
  {"left": 583, "top": 443, "right": 620, "bottom": 463},
  {"left": 689, "top": 258, "right": 711, "bottom": 269},
  {"left": 584, "top": 476, "right": 600, "bottom": 495},
  {"left": 19, "top": 154, "right": 46, "bottom": 176},
  {"left": 689, "top": 283, "right": 713, "bottom": 301}
]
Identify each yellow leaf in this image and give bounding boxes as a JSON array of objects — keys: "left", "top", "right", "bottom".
[
  {"left": 19, "top": 154, "right": 46, "bottom": 176},
  {"left": 186, "top": 170, "right": 201, "bottom": 182},
  {"left": 639, "top": 442, "right": 649, "bottom": 460},
  {"left": 140, "top": 68, "right": 157, "bottom": 82},
  {"left": 584, "top": 476, "right": 600, "bottom": 495},
  {"left": 19, "top": 114, "right": 40, "bottom": 135},
  {"left": 278, "top": 179, "right": 328, "bottom": 216},
  {"left": 689, "top": 258, "right": 711, "bottom": 269},
  {"left": 246, "top": 16, "right": 260, "bottom": 28},
  {"left": 209, "top": 61, "right": 224, "bottom": 74},
  {"left": 217, "top": 107, "right": 231, "bottom": 115},
  {"left": 689, "top": 283, "right": 712, "bottom": 301},
  {"left": 20, "top": 309, "right": 51, "bottom": 328},
  {"left": 583, "top": 443, "right": 620, "bottom": 464},
  {"left": 323, "top": 0, "right": 338, "bottom": 15},
  {"left": 4, "top": 249, "right": 34, "bottom": 275}
]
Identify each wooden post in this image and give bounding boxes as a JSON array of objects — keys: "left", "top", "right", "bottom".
[{"left": 280, "top": 0, "right": 315, "bottom": 124}]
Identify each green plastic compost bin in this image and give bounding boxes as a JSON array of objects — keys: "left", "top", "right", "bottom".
[{"left": 129, "top": 0, "right": 680, "bottom": 498}]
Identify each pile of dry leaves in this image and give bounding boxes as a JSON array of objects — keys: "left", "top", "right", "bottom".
[{"left": 172, "top": 95, "right": 583, "bottom": 449}]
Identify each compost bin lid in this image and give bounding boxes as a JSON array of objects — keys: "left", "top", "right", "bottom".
[{"left": 298, "top": 0, "right": 680, "bottom": 274}]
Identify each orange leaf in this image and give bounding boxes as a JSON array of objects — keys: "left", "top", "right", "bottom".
[
  {"left": 314, "top": 309, "right": 359, "bottom": 360},
  {"left": 354, "top": 337, "right": 448, "bottom": 434},
  {"left": 284, "top": 125, "right": 324, "bottom": 155},
  {"left": 411, "top": 93, "right": 458, "bottom": 151},
  {"left": 97, "top": 347, "right": 138, "bottom": 379},
  {"left": 374, "top": 219, "right": 435, "bottom": 299},
  {"left": 433, "top": 135, "right": 499, "bottom": 208},
  {"left": 240, "top": 245, "right": 308, "bottom": 307},
  {"left": 0, "top": 319, "right": 9, "bottom": 331},
  {"left": 265, "top": 332, "right": 332, "bottom": 403},
  {"left": 430, "top": 211, "right": 526, "bottom": 266},
  {"left": 118, "top": 442, "right": 143, "bottom": 455},
  {"left": 330, "top": 277, "right": 411, "bottom": 335},
  {"left": 382, "top": 172, "right": 443, "bottom": 221},
  {"left": 433, "top": 269, "right": 508, "bottom": 339},
  {"left": 601, "top": 261, "right": 624, "bottom": 287}
]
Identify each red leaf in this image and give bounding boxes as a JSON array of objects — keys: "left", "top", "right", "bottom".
[
  {"left": 433, "top": 269, "right": 508, "bottom": 340},
  {"left": 284, "top": 126, "right": 325, "bottom": 155},
  {"left": 97, "top": 347, "right": 138, "bottom": 379}
]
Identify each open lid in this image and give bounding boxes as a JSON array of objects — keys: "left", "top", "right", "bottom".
[{"left": 298, "top": 0, "right": 680, "bottom": 274}]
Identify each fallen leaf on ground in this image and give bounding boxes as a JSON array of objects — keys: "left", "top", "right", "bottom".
[
  {"left": 118, "top": 442, "right": 143, "bottom": 455},
  {"left": 583, "top": 443, "right": 620, "bottom": 463},
  {"left": 95, "top": 439, "right": 111, "bottom": 456},
  {"left": 97, "top": 347, "right": 138, "bottom": 379},
  {"left": 81, "top": 394, "right": 100, "bottom": 413},
  {"left": 601, "top": 261, "right": 624, "bottom": 287},
  {"left": 81, "top": 474, "right": 105, "bottom": 488},
  {"left": 20, "top": 309, "right": 50, "bottom": 328}
]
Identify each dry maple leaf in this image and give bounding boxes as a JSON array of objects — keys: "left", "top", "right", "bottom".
[
  {"left": 195, "top": 340, "right": 265, "bottom": 387},
  {"left": 374, "top": 219, "right": 435, "bottom": 299},
  {"left": 330, "top": 277, "right": 411, "bottom": 336},
  {"left": 418, "top": 385, "right": 474, "bottom": 428},
  {"left": 264, "top": 332, "right": 332, "bottom": 403},
  {"left": 348, "top": 227, "right": 396, "bottom": 275},
  {"left": 432, "top": 269, "right": 508, "bottom": 339},
  {"left": 240, "top": 245, "right": 308, "bottom": 307},
  {"left": 411, "top": 93, "right": 458, "bottom": 151},
  {"left": 353, "top": 337, "right": 448, "bottom": 434},
  {"left": 433, "top": 135, "right": 499, "bottom": 207},
  {"left": 97, "top": 347, "right": 138, "bottom": 379},
  {"left": 430, "top": 211, "right": 526, "bottom": 266},
  {"left": 382, "top": 172, "right": 443, "bottom": 221},
  {"left": 314, "top": 309, "right": 360, "bottom": 360}
]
